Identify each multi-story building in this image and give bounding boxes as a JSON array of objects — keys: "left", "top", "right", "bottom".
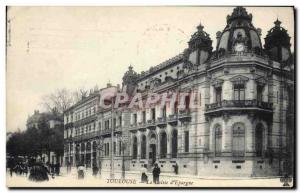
[{"left": 63, "top": 7, "right": 294, "bottom": 177}]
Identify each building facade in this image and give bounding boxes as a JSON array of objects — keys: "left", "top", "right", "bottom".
[{"left": 63, "top": 7, "right": 294, "bottom": 177}]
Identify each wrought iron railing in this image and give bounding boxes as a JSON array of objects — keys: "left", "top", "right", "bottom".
[
  {"left": 205, "top": 100, "right": 273, "bottom": 111},
  {"left": 168, "top": 114, "right": 178, "bottom": 122},
  {"left": 178, "top": 109, "right": 191, "bottom": 119},
  {"left": 156, "top": 117, "right": 167, "bottom": 125},
  {"left": 72, "top": 131, "right": 99, "bottom": 141},
  {"left": 146, "top": 119, "right": 156, "bottom": 127}
]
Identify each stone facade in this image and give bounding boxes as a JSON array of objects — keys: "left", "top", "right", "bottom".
[{"left": 63, "top": 7, "right": 294, "bottom": 177}]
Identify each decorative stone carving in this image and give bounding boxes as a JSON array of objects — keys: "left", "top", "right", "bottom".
[
  {"left": 229, "top": 75, "right": 249, "bottom": 85},
  {"left": 211, "top": 78, "right": 224, "bottom": 88},
  {"left": 256, "top": 77, "right": 267, "bottom": 87},
  {"left": 122, "top": 66, "right": 139, "bottom": 86}
]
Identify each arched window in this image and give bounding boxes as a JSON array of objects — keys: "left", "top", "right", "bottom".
[
  {"left": 232, "top": 123, "right": 245, "bottom": 157},
  {"left": 92, "top": 141, "right": 97, "bottom": 152},
  {"left": 215, "top": 125, "right": 222, "bottom": 156},
  {"left": 255, "top": 124, "right": 263, "bottom": 157},
  {"left": 171, "top": 130, "right": 178, "bottom": 158},
  {"left": 160, "top": 131, "right": 167, "bottom": 158},
  {"left": 86, "top": 142, "right": 91, "bottom": 152},
  {"left": 132, "top": 136, "right": 138, "bottom": 159},
  {"left": 81, "top": 143, "right": 85, "bottom": 152},
  {"left": 141, "top": 135, "right": 147, "bottom": 159}
]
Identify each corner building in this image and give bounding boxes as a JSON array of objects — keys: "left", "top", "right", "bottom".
[{"left": 63, "top": 7, "right": 294, "bottom": 177}]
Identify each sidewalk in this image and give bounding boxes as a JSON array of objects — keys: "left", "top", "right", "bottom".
[{"left": 60, "top": 167, "right": 282, "bottom": 180}]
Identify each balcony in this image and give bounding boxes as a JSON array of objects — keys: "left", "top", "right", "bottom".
[
  {"left": 138, "top": 122, "right": 147, "bottom": 130},
  {"left": 129, "top": 123, "right": 138, "bottom": 132},
  {"left": 146, "top": 119, "right": 156, "bottom": 129},
  {"left": 167, "top": 114, "right": 178, "bottom": 125},
  {"left": 178, "top": 109, "right": 191, "bottom": 122},
  {"left": 205, "top": 100, "right": 273, "bottom": 116},
  {"left": 100, "top": 128, "right": 112, "bottom": 136},
  {"left": 156, "top": 117, "right": 167, "bottom": 127},
  {"left": 73, "top": 114, "right": 97, "bottom": 127},
  {"left": 72, "top": 131, "right": 99, "bottom": 142},
  {"left": 115, "top": 125, "right": 122, "bottom": 133}
]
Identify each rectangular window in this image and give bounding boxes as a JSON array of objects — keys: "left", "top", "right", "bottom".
[
  {"left": 216, "top": 87, "right": 222, "bottom": 104},
  {"left": 162, "top": 105, "right": 166, "bottom": 118},
  {"left": 185, "top": 95, "right": 190, "bottom": 109},
  {"left": 143, "top": 111, "right": 146, "bottom": 123},
  {"left": 113, "top": 118, "right": 116, "bottom": 128},
  {"left": 113, "top": 142, "right": 116, "bottom": 155},
  {"left": 119, "top": 116, "right": 122, "bottom": 127},
  {"left": 119, "top": 141, "right": 122, "bottom": 156},
  {"left": 257, "top": 85, "right": 263, "bottom": 104},
  {"left": 184, "top": 131, "right": 189, "bottom": 153},
  {"left": 133, "top": 113, "right": 137, "bottom": 124},
  {"left": 234, "top": 84, "right": 245, "bottom": 101},
  {"left": 151, "top": 108, "right": 156, "bottom": 120}
]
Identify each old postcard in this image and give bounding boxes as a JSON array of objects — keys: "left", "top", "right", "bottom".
[{"left": 6, "top": 6, "right": 295, "bottom": 188}]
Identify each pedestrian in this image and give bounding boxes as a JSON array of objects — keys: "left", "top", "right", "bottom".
[
  {"left": 67, "top": 161, "right": 71, "bottom": 173},
  {"left": 77, "top": 164, "right": 85, "bottom": 179},
  {"left": 152, "top": 163, "right": 160, "bottom": 184},
  {"left": 173, "top": 163, "right": 178, "bottom": 175},
  {"left": 28, "top": 162, "right": 49, "bottom": 182},
  {"left": 141, "top": 164, "right": 148, "bottom": 183},
  {"left": 55, "top": 163, "right": 60, "bottom": 176},
  {"left": 92, "top": 164, "right": 99, "bottom": 177}
]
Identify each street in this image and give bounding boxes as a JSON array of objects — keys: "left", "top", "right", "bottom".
[{"left": 6, "top": 167, "right": 291, "bottom": 188}]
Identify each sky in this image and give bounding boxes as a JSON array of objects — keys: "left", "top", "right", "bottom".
[{"left": 6, "top": 6, "right": 294, "bottom": 132}]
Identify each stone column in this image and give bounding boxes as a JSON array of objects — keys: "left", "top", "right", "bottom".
[
  {"left": 146, "top": 129, "right": 150, "bottom": 160},
  {"left": 167, "top": 125, "right": 172, "bottom": 159},
  {"left": 246, "top": 79, "right": 256, "bottom": 100},
  {"left": 84, "top": 142, "right": 87, "bottom": 167},
  {"left": 156, "top": 127, "right": 161, "bottom": 159},
  {"left": 222, "top": 115, "right": 232, "bottom": 154},
  {"left": 137, "top": 131, "right": 141, "bottom": 160}
]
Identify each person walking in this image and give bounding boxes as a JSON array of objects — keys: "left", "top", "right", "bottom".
[
  {"left": 92, "top": 163, "right": 99, "bottom": 177},
  {"left": 152, "top": 163, "right": 160, "bottom": 184},
  {"left": 77, "top": 164, "right": 85, "bottom": 179},
  {"left": 141, "top": 164, "right": 148, "bottom": 183},
  {"left": 173, "top": 163, "right": 178, "bottom": 175}
]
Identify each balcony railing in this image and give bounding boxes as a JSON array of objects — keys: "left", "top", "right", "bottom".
[
  {"left": 167, "top": 114, "right": 178, "bottom": 124},
  {"left": 73, "top": 114, "right": 97, "bottom": 127},
  {"left": 138, "top": 122, "right": 146, "bottom": 129},
  {"left": 146, "top": 119, "right": 156, "bottom": 129},
  {"left": 129, "top": 123, "right": 138, "bottom": 131},
  {"left": 205, "top": 99, "right": 273, "bottom": 112},
  {"left": 100, "top": 128, "right": 112, "bottom": 136},
  {"left": 178, "top": 109, "right": 191, "bottom": 121},
  {"left": 156, "top": 117, "right": 167, "bottom": 127},
  {"left": 72, "top": 131, "right": 99, "bottom": 141},
  {"left": 115, "top": 125, "right": 122, "bottom": 132}
]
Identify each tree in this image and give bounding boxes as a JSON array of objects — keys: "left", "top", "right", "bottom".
[{"left": 41, "top": 88, "right": 74, "bottom": 114}]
